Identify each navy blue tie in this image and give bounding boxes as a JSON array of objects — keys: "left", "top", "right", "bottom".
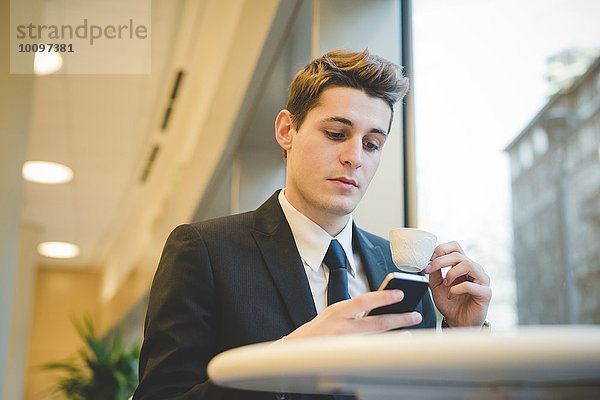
[{"left": 324, "top": 239, "right": 350, "bottom": 306}]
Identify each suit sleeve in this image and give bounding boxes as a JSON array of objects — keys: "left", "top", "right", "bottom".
[{"left": 134, "top": 224, "right": 225, "bottom": 399}]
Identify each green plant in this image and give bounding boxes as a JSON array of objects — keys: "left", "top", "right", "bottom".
[{"left": 42, "top": 318, "right": 140, "bottom": 400}]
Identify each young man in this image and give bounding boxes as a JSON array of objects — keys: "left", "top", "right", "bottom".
[{"left": 134, "top": 49, "right": 492, "bottom": 400}]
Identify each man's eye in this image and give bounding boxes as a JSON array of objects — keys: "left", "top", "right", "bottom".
[
  {"left": 364, "top": 141, "right": 379, "bottom": 151},
  {"left": 325, "top": 131, "right": 345, "bottom": 140}
]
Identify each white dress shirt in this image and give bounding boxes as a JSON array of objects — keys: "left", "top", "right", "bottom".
[{"left": 278, "top": 189, "right": 370, "bottom": 314}]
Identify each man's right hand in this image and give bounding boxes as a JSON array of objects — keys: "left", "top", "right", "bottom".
[{"left": 285, "top": 290, "right": 422, "bottom": 340}]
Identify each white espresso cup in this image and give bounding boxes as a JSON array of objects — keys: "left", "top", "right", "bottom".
[{"left": 389, "top": 228, "right": 437, "bottom": 273}]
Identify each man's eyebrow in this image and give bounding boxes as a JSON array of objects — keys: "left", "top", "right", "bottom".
[
  {"left": 323, "top": 116, "right": 388, "bottom": 136},
  {"left": 324, "top": 116, "right": 353, "bottom": 126}
]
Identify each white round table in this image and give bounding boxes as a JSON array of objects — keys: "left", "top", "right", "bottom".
[{"left": 208, "top": 326, "right": 600, "bottom": 399}]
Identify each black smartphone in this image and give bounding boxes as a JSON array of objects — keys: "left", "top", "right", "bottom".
[{"left": 368, "top": 272, "right": 429, "bottom": 315}]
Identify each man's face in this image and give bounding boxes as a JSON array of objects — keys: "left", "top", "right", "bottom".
[{"left": 277, "top": 86, "right": 392, "bottom": 228}]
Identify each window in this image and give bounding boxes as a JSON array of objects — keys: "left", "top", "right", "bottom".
[
  {"left": 532, "top": 127, "right": 549, "bottom": 156},
  {"left": 412, "top": 0, "right": 600, "bottom": 327}
]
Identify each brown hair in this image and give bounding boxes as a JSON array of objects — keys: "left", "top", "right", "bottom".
[{"left": 286, "top": 48, "right": 409, "bottom": 130}]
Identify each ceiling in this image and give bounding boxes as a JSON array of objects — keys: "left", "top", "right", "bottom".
[
  {"left": 19, "top": 0, "right": 291, "bottom": 285},
  {"left": 21, "top": 0, "right": 186, "bottom": 269}
]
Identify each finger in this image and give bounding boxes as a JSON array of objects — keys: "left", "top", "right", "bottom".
[
  {"left": 428, "top": 267, "right": 443, "bottom": 288},
  {"left": 332, "top": 290, "right": 404, "bottom": 316},
  {"left": 431, "top": 241, "right": 465, "bottom": 260},
  {"left": 448, "top": 281, "right": 493, "bottom": 301},
  {"left": 355, "top": 312, "right": 423, "bottom": 333},
  {"left": 425, "top": 251, "right": 465, "bottom": 273},
  {"left": 444, "top": 260, "right": 490, "bottom": 286}
]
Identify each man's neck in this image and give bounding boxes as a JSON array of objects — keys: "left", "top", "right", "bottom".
[
  {"left": 310, "top": 212, "right": 350, "bottom": 237},
  {"left": 282, "top": 190, "right": 350, "bottom": 237}
]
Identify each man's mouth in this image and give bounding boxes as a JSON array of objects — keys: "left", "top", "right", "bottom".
[{"left": 328, "top": 177, "right": 359, "bottom": 188}]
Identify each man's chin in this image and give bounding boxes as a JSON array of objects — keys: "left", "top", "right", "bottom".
[{"left": 322, "top": 196, "right": 360, "bottom": 216}]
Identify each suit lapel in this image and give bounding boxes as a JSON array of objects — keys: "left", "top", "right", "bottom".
[
  {"left": 353, "top": 225, "right": 390, "bottom": 290},
  {"left": 250, "top": 193, "right": 391, "bottom": 329},
  {"left": 251, "top": 192, "right": 317, "bottom": 328}
]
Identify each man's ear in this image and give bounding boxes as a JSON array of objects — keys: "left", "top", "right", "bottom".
[{"left": 274, "top": 110, "right": 295, "bottom": 151}]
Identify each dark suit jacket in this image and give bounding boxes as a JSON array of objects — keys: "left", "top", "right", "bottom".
[{"left": 134, "top": 191, "right": 436, "bottom": 400}]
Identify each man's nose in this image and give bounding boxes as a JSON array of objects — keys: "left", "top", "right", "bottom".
[{"left": 340, "top": 138, "right": 363, "bottom": 168}]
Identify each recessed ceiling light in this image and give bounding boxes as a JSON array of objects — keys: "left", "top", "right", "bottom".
[
  {"left": 22, "top": 161, "right": 74, "bottom": 184},
  {"left": 34, "top": 50, "right": 63, "bottom": 75},
  {"left": 37, "top": 241, "right": 80, "bottom": 259}
]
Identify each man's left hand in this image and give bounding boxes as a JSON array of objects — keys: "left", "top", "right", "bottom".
[{"left": 424, "top": 241, "right": 492, "bottom": 327}]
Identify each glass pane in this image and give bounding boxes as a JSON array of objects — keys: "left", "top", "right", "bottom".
[{"left": 412, "top": 0, "right": 600, "bottom": 328}]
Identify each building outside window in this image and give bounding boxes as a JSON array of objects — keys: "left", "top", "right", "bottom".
[{"left": 412, "top": 0, "right": 600, "bottom": 328}]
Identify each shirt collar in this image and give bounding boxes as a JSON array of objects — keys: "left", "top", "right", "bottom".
[{"left": 278, "top": 189, "right": 356, "bottom": 276}]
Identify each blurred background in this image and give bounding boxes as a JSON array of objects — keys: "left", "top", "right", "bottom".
[{"left": 1, "top": 0, "right": 598, "bottom": 398}]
